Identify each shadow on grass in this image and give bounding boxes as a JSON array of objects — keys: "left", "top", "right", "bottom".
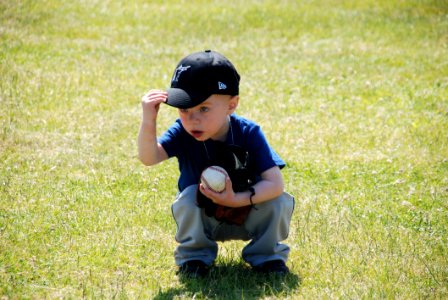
[{"left": 154, "top": 263, "right": 301, "bottom": 299}]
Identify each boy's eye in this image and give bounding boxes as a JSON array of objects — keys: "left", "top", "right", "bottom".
[
  {"left": 180, "top": 108, "right": 188, "bottom": 113},
  {"left": 200, "top": 106, "right": 209, "bottom": 112}
]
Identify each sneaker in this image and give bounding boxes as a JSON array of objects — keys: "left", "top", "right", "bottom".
[
  {"left": 178, "top": 260, "right": 209, "bottom": 278},
  {"left": 253, "top": 260, "right": 289, "bottom": 275}
]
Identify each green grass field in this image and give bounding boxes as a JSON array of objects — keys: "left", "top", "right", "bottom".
[{"left": 1, "top": 0, "right": 447, "bottom": 298}]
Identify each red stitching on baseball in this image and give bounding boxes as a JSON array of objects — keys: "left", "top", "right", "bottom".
[
  {"left": 208, "top": 166, "right": 227, "bottom": 177},
  {"left": 201, "top": 175, "right": 219, "bottom": 193}
]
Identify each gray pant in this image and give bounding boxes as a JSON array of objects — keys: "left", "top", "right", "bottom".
[{"left": 171, "top": 184, "right": 295, "bottom": 267}]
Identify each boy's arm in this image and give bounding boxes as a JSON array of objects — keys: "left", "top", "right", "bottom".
[
  {"left": 244, "top": 166, "right": 284, "bottom": 204},
  {"left": 199, "top": 166, "right": 284, "bottom": 208},
  {"left": 138, "top": 90, "right": 169, "bottom": 166}
]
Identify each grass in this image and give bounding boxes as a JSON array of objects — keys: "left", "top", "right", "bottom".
[{"left": 1, "top": 0, "right": 447, "bottom": 298}]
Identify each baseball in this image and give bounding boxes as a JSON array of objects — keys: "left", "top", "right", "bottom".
[{"left": 201, "top": 166, "right": 228, "bottom": 193}]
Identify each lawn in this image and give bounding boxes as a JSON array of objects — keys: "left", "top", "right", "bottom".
[{"left": 1, "top": 0, "right": 447, "bottom": 298}]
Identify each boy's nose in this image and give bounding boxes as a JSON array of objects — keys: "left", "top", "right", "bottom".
[{"left": 189, "top": 111, "right": 200, "bottom": 122}]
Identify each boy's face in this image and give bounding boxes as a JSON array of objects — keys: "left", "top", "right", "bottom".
[{"left": 178, "top": 94, "right": 239, "bottom": 142}]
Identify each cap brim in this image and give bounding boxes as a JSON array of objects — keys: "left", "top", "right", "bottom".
[
  {"left": 166, "top": 88, "right": 193, "bottom": 108},
  {"left": 166, "top": 88, "right": 209, "bottom": 109}
]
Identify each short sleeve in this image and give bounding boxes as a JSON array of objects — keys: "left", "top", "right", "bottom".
[
  {"left": 244, "top": 123, "right": 286, "bottom": 174},
  {"left": 158, "top": 120, "right": 183, "bottom": 158}
]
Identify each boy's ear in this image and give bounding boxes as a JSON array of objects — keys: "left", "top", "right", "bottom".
[{"left": 228, "top": 96, "right": 239, "bottom": 112}]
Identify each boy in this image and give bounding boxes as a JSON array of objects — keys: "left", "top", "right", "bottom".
[{"left": 138, "top": 50, "right": 294, "bottom": 277}]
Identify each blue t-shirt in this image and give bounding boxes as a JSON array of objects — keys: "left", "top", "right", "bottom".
[{"left": 158, "top": 114, "right": 285, "bottom": 192}]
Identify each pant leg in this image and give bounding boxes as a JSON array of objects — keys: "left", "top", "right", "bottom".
[
  {"left": 171, "top": 185, "right": 218, "bottom": 266},
  {"left": 242, "top": 192, "right": 295, "bottom": 267}
]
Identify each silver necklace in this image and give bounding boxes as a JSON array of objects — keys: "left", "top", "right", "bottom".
[{"left": 203, "top": 116, "right": 234, "bottom": 160}]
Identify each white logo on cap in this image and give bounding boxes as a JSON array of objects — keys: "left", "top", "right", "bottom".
[
  {"left": 172, "top": 65, "right": 191, "bottom": 82},
  {"left": 218, "top": 82, "right": 227, "bottom": 90}
]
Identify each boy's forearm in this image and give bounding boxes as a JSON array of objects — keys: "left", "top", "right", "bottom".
[
  {"left": 138, "top": 89, "right": 168, "bottom": 166},
  {"left": 236, "top": 179, "right": 284, "bottom": 206},
  {"left": 233, "top": 166, "right": 284, "bottom": 207},
  {"left": 138, "top": 121, "right": 161, "bottom": 166}
]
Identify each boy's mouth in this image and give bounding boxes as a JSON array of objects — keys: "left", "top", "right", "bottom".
[{"left": 191, "top": 130, "right": 204, "bottom": 139}]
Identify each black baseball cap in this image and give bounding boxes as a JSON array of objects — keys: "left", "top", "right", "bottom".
[{"left": 166, "top": 50, "right": 240, "bottom": 109}]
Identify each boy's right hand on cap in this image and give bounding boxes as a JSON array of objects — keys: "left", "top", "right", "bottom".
[{"left": 141, "top": 89, "right": 167, "bottom": 122}]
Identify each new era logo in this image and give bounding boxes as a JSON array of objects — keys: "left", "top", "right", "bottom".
[{"left": 218, "top": 81, "right": 227, "bottom": 90}]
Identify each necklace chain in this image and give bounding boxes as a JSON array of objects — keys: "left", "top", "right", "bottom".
[{"left": 203, "top": 116, "right": 234, "bottom": 161}]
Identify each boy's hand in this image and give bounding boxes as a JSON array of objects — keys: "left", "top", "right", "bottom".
[
  {"left": 200, "top": 177, "right": 241, "bottom": 208},
  {"left": 141, "top": 89, "right": 167, "bottom": 122}
]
